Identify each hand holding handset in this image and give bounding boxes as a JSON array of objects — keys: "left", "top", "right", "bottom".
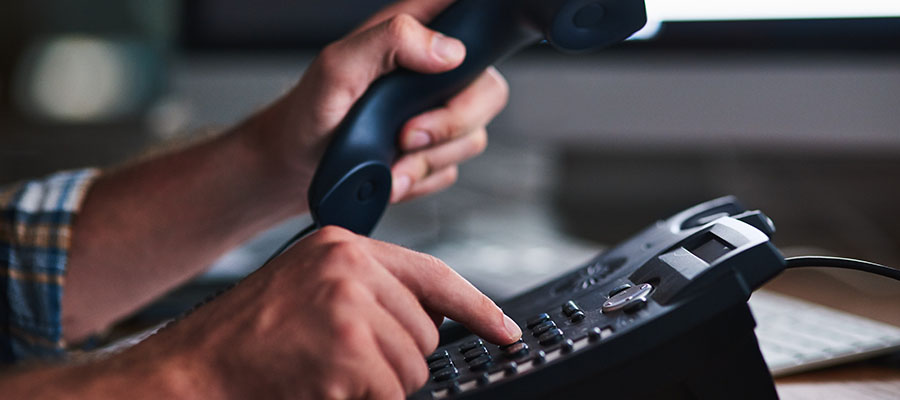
[{"left": 308, "top": 0, "right": 648, "bottom": 235}]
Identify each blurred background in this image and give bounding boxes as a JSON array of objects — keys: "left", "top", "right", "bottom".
[{"left": 2, "top": 0, "right": 900, "bottom": 305}]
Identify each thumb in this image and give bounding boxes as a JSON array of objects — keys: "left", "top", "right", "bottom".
[{"left": 318, "top": 14, "right": 466, "bottom": 97}]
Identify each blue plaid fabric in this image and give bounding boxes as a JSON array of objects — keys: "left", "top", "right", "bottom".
[{"left": 0, "top": 169, "right": 97, "bottom": 364}]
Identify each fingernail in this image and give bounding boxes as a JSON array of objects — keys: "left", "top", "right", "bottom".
[
  {"left": 392, "top": 175, "right": 411, "bottom": 201},
  {"left": 407, "top": 130, "right": 431, "bottom": 150},
  {"left": 432, "top": 33, "right": 465, "bottom": 63},
  {"left": 503, "top": 314, "right": 522, "bottom": 341}
]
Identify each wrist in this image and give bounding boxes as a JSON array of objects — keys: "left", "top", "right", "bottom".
[{"left": 224, "top": 110, "right": 316, "bottom": 217}]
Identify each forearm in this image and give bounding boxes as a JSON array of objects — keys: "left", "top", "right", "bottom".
[
  {"left": 63, "top": 121, "right": 308, "bottom": 342},
  {"left": 58, "top": 0, "right": 506, "bottom": 346},
  {"left": 0, "top": 343, "right": 208, "bottom": 399}
]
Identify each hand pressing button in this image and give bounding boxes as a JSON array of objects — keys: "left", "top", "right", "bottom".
[{"left": 499, "top": 339, "right": 529, "bottom": 358}]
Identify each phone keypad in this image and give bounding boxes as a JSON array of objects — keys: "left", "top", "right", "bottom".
[
  {"left": 499, "top": 339, "right": 529, "bottom": 359},
  {"left": 426, "top": 302, "right": 618, "bottom": 398}
]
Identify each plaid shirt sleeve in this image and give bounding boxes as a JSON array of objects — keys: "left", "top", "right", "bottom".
[{"left": 0, "top": 168, "right": 98, "bottom": 364}]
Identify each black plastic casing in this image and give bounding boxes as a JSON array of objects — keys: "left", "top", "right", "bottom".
[
  {"left": 308, "top": 0, "right": 648, "bottom": 235},
  {"left": 411, "top": 197, "right": 785, "bottom": 399}
]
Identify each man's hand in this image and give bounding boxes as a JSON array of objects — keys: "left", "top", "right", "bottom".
[
  {"left": 243, "top": 0, "right": 509, "bottom": 203},
  {"left": 63, "top": 0, "right": 507, "bottom": 344},
  {"left": 129, "top": 227, "right": 522, "bottom": 399},
  {"left": 5, "top": 228, "right": 521, "bottom": 398}
]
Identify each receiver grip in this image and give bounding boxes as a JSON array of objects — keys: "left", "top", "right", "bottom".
[{"left": 308, "top": 0, "right": 647, "bottom": 235}]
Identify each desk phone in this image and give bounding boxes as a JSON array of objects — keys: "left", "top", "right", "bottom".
[
  {"left": 292, "top": 0, "right": 897, "bottom": 398},
  {"left": 412, "top": 197, "right": 782, "bottom": 399}
]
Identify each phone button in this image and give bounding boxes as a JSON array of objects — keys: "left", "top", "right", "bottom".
[
  {"left": 504, "top": 361, "right": 519, "bottom": 375},
  {"left": 432, "top": 366, "right": 460, "bottom": 382},
  {"left": 602, "top": 283, "right": 653, "bottom": 313},
  {"left": 608, "top": 283, "right": 633, "bottom": 297},
  {"left": 532, "top": 320, "right": 557, "bottom": 336},
  {"left": 562, "top": 300, "right": 582, "bottom": 316},
  {"left": 463, "top": 346, "right": 489, "bottom": 362},
  {"left": 538, "top": 329, "right": 565, "bottom": 346},
  {"left": 500, "top": 339, "right": 529, "bottom": 358},
  {"left": 429, "top": 357, "right": 453, "bottom": 372},
  {"left": 468, "top": 354, "right": 494, "bottom": 371},
  {"left": 458, "top": 338, "right": 484, "bottom": 353},
  {"left": 426, "top": 349, "right": 449, "bottom": 363},
  {"left": 526, "top": 313, "right": 551, "bottom": 329}
]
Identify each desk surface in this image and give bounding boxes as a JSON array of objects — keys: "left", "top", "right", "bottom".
[{"left": 765, "top": 268, "right": 900, "bottom": 399}]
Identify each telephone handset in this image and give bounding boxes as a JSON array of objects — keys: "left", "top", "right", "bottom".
[
  {"left": 307, "top": 0, "right": 648, "bottom": 235},
  {"left": 411, "top": 197, "right": 783, "bottom": 399}
]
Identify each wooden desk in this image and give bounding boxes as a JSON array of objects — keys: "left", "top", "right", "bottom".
[{"left": 763, "top": 268, "right": 900, "bottom": 399}]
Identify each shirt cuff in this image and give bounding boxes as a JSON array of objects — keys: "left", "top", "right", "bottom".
[{"left": 0, "top": 168, "right": 99, "bottom": 364}]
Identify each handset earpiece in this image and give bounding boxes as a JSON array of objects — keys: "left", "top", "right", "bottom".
[{"left": 308, "top": 0, "right": 647, "bottom": 235}]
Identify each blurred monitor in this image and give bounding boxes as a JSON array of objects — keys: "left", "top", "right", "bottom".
[{"left": 182, "top": 0, "right": 900, "bottom": 51}]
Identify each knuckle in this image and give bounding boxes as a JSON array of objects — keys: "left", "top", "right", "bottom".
[
  {"left": 405, "top": 154, "right": 430, "bottom": 179},
  {"left": 422, "top": 324, "right": 440, "bottom": 355},
  {"left": 469, "top": 129, "right": 488, "bottom": 156},
  {"left": 319, "top": 242, "right": 371, "bottom": 271},
  {"left": 330, "top": 243, "right": 372, "bottom": 274},
  {"left": 315, "top": 43, "right": 345, "bottom": 79},
  {"left": 443, "top": 166, "right": 459, "bottom": 186},
  {"left": 314, "top": 43, "right": 370, "bottom": 102},
  {"left": 489, "top": 68, "right": 511, "bottom": 102},
  {"left": 326, "top": 278, "right": 372, "bottom": 305},
  {"left": 406, "top": 359, "right": 430, "bottom": 393},
  {"left": 330, "top": 311, "right": 371, "bottom": 349},
  {"left": 387, "top": 383, "right": 406, "bottom": 400},
  {"left": 423, "top": 253, "right": 449, "bottom": 272},
  {"left": 320, "top": 375, "right": 352, "bottom": 400},
  {"left": 385, "top": 14, "right": 418, "bottom": 43},
  {"left": 316, "top": 225, "right": 355, "bottom": 243},
  {"left": 317, "top": 42, "right": 339, "bottom": 65},
  {"left": 423, "top": 254, "right": 454, "bottom": 284},
  {"left": 445, "top": 119, "right": 467, "bottom": 141}
]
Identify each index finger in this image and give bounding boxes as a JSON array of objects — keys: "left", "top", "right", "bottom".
[
  {"left": 362, "top": 238, "right": 523, "bottom": 345},
  {"left": 352, "top": 0, "right": 456, "bottom": 34}
]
